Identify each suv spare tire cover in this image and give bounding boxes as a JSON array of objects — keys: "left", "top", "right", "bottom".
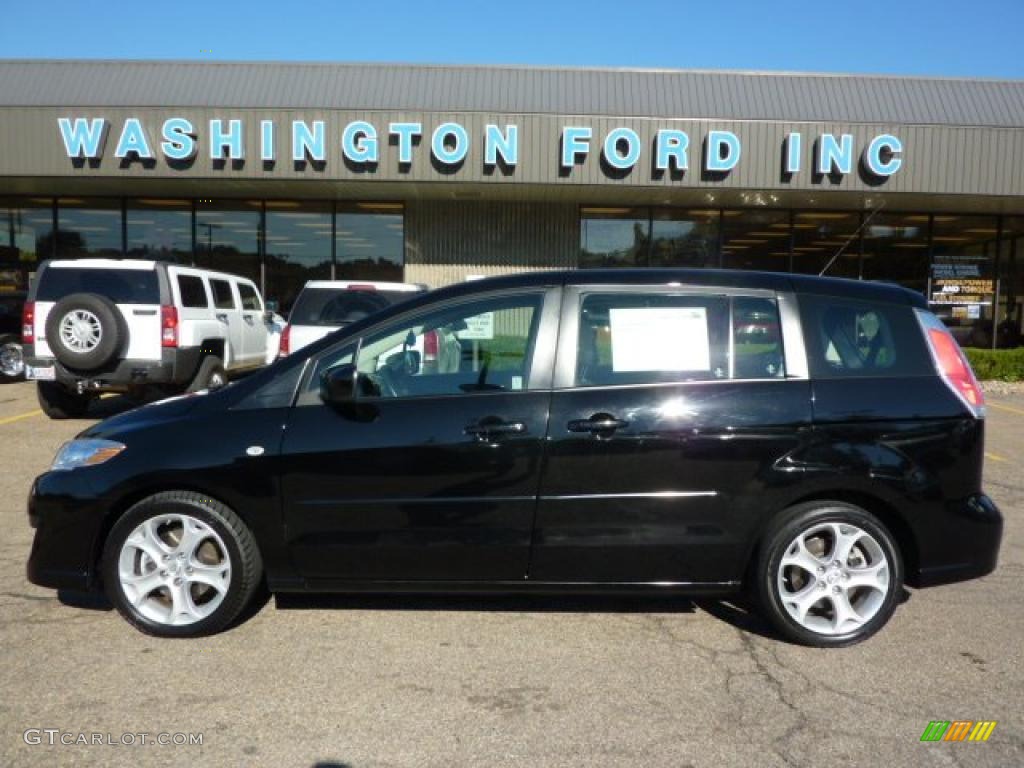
[{"left": 45, "top": 292, "right": 127, "bottom": 371}]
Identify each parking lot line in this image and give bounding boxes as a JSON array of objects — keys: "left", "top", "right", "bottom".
[
  {"left": 986, "top": 451, "right": 1008, "bottom": 463},
  {"left": 987, "top": 401, "right": 1024, "bottom": 417},
  {"left": 0, "top": 409, "right": 42, "bottom": 426}
]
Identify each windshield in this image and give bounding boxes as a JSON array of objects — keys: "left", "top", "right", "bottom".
[{"left": 289, "top": 288, "right": 418, "bottom": 327}]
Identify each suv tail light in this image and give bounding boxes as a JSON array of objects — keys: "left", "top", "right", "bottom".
[
  {"left": 161, "top": 305, "right": 179, "bottom": 348},
  {"left": 422, "top": 329, "right": 439, "bottom": 363},
  {"left": 916, "top": 309, "right": 984, "bottom": 418},
  {"left": 279, "top": 324, "right": 291, "bottom": 357},
  {"left": 21, "top": 301, "right": 35, "bottom": 344}
]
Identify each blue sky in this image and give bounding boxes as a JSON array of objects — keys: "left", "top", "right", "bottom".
[{"left": 2, "top": 0, "right": 1022, "bottom": 79}]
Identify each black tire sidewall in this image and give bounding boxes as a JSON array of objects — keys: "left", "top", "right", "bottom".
[
  {"left": 101, "top": 495, "right": 252, "bottom": 638},
  {"left": 757, "top": 502, "right": 904, "bottom": 647},
  {"left": 187, "top": 356, "right": 226, "bottom": 393},
  {"left": 45, "top": 293, "right": 126, "bottom": 371}
]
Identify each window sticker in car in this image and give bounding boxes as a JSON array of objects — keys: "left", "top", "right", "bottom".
[
  {"left": 609, "top": 306, "right": 711, "bottom": 372},
  {"left": 456, "top": 312, "right": 495, "bottom": 340}
]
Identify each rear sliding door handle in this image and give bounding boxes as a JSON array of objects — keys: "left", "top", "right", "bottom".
[{"left": 568, "top": 414, "right": 629, "bottom": 433}]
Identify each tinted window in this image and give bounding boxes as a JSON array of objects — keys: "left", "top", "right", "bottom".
[
  {"left": 290, "top": 288, "right": 417, "bottom": 327},
  {"left": 176, "top": 275, "right": 208, "bottom": 308},
  {"left": 733, "top": 297, "right": 786, "bottom": 379},
  {"left": 36, "top": 267, "right": 159, "bottom": 304},
  {"left": 210, "top": 279, "right": 235, "bottom": 310},
  {"left": 800, "top": 295, "right": 932, "bottom": 378},
  {"left": 575, "top": 293, "right": 731, "bottom": 387},
  {"left": 305, "top": 293, "right": 543, "bottom": 402},
  {"left": 238, "top": 282, "right": 261, "bottom": 311}
]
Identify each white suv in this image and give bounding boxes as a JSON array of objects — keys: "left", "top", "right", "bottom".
[
  {"left": 23, "top": 259, "right": 275, "bottom": 418},
  {"left": 279, "top": 280, "right": 426, "bottom": 356}
]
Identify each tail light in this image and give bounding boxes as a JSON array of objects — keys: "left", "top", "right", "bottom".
[
  {"left": 916, "top": 309, "right": 984, "bottom": 418},
  {"left": 160, "top": 305, "right": 179, "bottom": 348},
  {"left": 422, "top": 329, "right": 439, "bottom": 363},
  {"left": 21, "top": 301, "right": 35, "bottom": 344},
  {"left": 278, "top": 324, "right": 291, "bottom": 357}
]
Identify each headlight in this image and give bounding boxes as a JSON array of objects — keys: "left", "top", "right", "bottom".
[{"left": 50, "top": 439, "right": 126, "bottom": 471}]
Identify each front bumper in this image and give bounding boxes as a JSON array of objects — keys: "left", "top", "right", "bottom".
[
  {"left": 26, "top": 473, "right": 109, "bottom": 592},
  {"left": 913, "top": 493, "right": 1003, "bottom": 587}
]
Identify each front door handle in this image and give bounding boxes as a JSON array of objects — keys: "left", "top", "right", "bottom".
[
  {"left": 464, "top": 418, "right": 527, "bottom": 441},
  {"left": 216, "top": 312, "right": 229, "bottom": 323},
  {"left": 568, "top": 413, "right": 630, "bottom": 433}
]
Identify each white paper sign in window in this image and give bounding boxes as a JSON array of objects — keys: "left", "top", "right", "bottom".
[
  {"left": 609, "top": 306, "right": 710, "bottom": 372},
  {"left": 456, "top": 312, "right": 494, "bottom": 340}
]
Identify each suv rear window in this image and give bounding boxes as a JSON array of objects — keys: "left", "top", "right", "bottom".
[
  {"left": 36, "top": 267, "right": 159, "bottom": 304},
  {"left": 799, "top": 295, "right": 932, "bottom": 378},
  {"left": 176, "top": 275, "right": 208, "bottom": 308},
  {"left": 290, "top": 288, "right": 416, "bottom": 327}
]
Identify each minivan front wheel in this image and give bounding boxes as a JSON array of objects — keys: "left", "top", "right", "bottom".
[
  {"left": 101, "top": 492, "right": 263, "bottom": 637},
  {"left": 756, "top": 502, "right": 903, "bottom": 647}
]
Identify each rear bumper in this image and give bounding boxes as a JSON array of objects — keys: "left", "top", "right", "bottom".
[
  {"left": 913, "top": 494, "right": 1003, "bottom": 588},
  {"left": 24, "top": 347, "right": 201, "bottom": 391}
]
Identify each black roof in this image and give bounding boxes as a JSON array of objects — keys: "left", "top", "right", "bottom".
[{"left": 422, "top": 269, "right": 928, "bottom": 309}]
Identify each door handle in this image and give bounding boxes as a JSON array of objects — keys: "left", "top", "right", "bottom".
[
  {"left": 567, "top": 414, "right": 629, "bottom": 433},
  {"left": 464, "top": 419, "right": 527, "bottom": 440},
  {"left": 216, "top": 313, "right": 229, "bottom": 322}
]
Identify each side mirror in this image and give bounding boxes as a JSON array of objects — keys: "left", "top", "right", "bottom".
[
  {"left": 263, "top": 309, "right": 275, "bottom": 324},
  {"left": 319, "top": 364, "right": 358, "bottom": 405}
]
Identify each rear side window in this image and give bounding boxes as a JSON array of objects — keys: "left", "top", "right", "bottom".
[
  {"left": 575, "top": 292, "right": 786, "bottom": 387},
  {"left": 36, "top": 267, "right": 159, "bottom": 304},
  {"left": 576, "top": 293, "right": 731, "bottom": 386},
  {"left": 176, "top": 275, "right": 208, "bottom": 308},
  {"left": 210, "top": 279, "right": 235, "bottom": 310},
  {"left": 238, "top": 283, "right": 262, "bottom": 311},
  {"left": 799, "top": 295, "right": 932, "bottom": 378}
]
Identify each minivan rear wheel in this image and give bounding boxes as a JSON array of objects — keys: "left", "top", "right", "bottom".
[
  {"left": 755, "top": 502, "right": 903, "bottom": 647},
  {"left": 101, "top": 492, "right": 263, "bottom": 637}
]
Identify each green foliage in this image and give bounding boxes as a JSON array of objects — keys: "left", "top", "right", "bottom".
[{"left": 963, "top": 347, "right": 1024, "bottom": 382}]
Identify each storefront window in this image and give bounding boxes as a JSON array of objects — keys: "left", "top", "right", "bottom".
[
  {"left": 264, "top": 202, "right": 333, "bottom": 314},
  {"left": 861, "top": 213, "right": 930, "bottom": 295},
  {"left": 56, "top": 198, "right": 122, "bottom": 259},
  {"left": 0, "top": 198, "right": 53, "bottom": 292},
  {"left": 997, "top": 217, "right": 1023, "bottom": 349},
  {"left": 791, "top": 211, "right": 861, "bottom": 278},
  {"left": 929, "top": 215, "right": 999, "bottom": 348},
  {"left": 335, "top": 203, "right": 404, "bottom": 283},
  {"left": 721, "top": 210, "right": 790, "bottom": 272},
  {"left": 126, "top": 199, "right": 192, "bottom": 263},
  {"left": 580, "top": 207, "right": 650, "bottom": 268},
  {"left": 650, "top": 209, "right": 719, "bottom": 267},
  {"left": 195, "top": 201, "right": 261, "bottom": 289}
]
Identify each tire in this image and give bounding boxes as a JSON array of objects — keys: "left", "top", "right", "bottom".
[
  {"left": 101, "top": 492, "right": 263, "bottom": 638},
  {"left": 754, "top": 501, "right": 903, "bottom": 647},
  {"left": 187, "top": 356, "right": 227, "bottom": 393},
  {"left": 44, "top": 292, "right": 126, "bottom": 371},
  {"left": 36, "top": 381, "right": 91, "bottom": 419},
  {"left": 0, "top": 334, "right": 24, "bottom": 382}
]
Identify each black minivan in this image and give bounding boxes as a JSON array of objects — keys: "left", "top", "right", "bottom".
[{"left": 27, "top": 270, "right": 1002, "bottom": 646}]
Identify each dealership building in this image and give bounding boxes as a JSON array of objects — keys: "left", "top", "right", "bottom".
[{"left": 1, "top": 59, "right": 1023, "bottom": 346}]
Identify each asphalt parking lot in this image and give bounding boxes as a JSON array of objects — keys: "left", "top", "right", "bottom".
[{"left": 0, "top": 380, "right": 1021, "bottom": 768}]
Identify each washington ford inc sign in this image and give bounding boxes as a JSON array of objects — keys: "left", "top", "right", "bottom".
[{"left": 57, "top": 117, "right": 904, "bottom": 179}]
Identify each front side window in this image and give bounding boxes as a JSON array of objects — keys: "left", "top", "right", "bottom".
[
  {"left": 307, "top": 292, "right": 544, "bottom": 402},
  {"left": 238, "top": 282, "right": 262, "bottom": 311}
]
